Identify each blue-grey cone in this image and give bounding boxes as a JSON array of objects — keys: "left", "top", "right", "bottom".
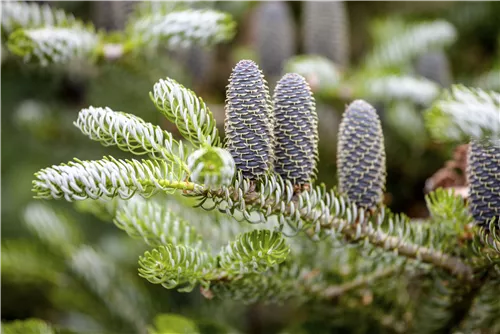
[
  {"left": 224, "top": 60, "right": 274, "bottom": 180},
  {"left": 468, "top": 139, "right": 500, "bottom": 228},
  {"left": 337, "top": 100, "right": 386, "bottom": 209},
  {"left": 273, "top": 73, "right": 317, "bottom": 185}
]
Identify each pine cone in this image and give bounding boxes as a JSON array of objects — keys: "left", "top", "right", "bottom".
[
  {"left": 337, "top": 100, "right": 386, "bottom": 210},
  {"left": 302, "top": 1, "right": 350, "bottom": 67},
  {"left": 224, "top": 60, "right": 274, "bottom": 180},
  {"left": 467, "top": 139, "right": 500, "bottom": 228},
  {"left": 254, "top": 2, "right": 296, "bottom": 80},
  {"left": 273, "top": 73, "right": 317, "bottom": 185},
  {"left": 415, "top": 51, "right": 452, "bottom": 87}
]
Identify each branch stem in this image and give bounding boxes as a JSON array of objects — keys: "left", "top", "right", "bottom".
[
  {"left": 318, "top": 266, "right": 399, "bottom": 299},
  {"left": 201, "top": 187, "right": 474, "bottom": 282}
]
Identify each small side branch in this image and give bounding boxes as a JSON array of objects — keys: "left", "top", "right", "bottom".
[
  {"left": 342, "top": 224, "right": 474, "bottom": 281},
  {"left": 319, "top": 266, "right": 399, "bottom": 300}
]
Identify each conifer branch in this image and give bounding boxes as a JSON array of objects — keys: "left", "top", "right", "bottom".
[
  {"left": 74, "top": 106, "right": 189, "bottom": 175},
  {"left": 219, "top": 230, "right": 290, "bottom": 274},
  {"left": 7, "top": 27, "right": 99, "bottom": 66},
  {"left": 138, "top": 244, "right": 214, "bottom": 292},
  {"left": 425, "top": 85, "right": 500, "bottom": 142},
  {"left": 1, "top": 1, "right": 79, "bottom": 33},
  {"left": 128, "top": 9, "right": 236, "bottom": 50},
  {"left": 131, "top": 1, "right": 191, "bottom": 19},
  {"left": 32, "top": 157, "right": 200, "bottom": 201},
  {"left": 319, "top": 266, "right": 399, "bottom": 299},
  {"left": 365, "top": 20, "right": 457, "bottom": 69},
  {"left": 150, "top": 78, "right": 221, "bottom": 147},
  {"left": 193, "top": 174, "right": 474, "bottom": 281},
  {"left": 365, "top": 75, "right": 441, "bottom": 105},
  {"left": 114, "top": 197, "right": 203, "bottom": 249}
]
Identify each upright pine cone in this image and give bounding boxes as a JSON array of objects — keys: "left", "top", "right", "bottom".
[
  {"left": 302, "top": 1, "right": 350, "bottom": 67},
  {"left": 467, "top": 139, "right": 500, "bottom": 228},
  {"left": 273, "top": 73, "right": 318, "bottom": 185},
  {"left": 415, "top": 51, "right": 452, "bottom": 87},
  {"left": 337, "top": 100, "right": 386, "bottom": 210},
  {"left": 224, "top": 60, "right": 274, "bottom": 180},
  {"left": 254, "top": 2, "right": 296, "bottom": 80}
]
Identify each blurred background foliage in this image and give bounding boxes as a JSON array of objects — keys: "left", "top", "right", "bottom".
[{"left": 2, "top": 1, "right": 499, "bottom": 333}]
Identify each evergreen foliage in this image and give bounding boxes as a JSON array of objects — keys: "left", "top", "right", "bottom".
[
  {"left": 365, "top": 20, "right": 456, "bottom": 70},
  {"left": 4, "top": 3, "right": 500, "bottom": 332},
  {"left": 425, "top": 85, "right": 500, "bottom": 142},
  {"left": 3, "top": 1, "right": 236, "bottom": 66}
]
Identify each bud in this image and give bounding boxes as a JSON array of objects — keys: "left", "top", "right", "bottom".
[
  {"left": 273, "top": 73, "right": 317, "bottom": 185},
  {"left": 187, "top": 146, "right": 235, "bottom": 188},
  {"left": 467, "top": 139, "right": 500, "bottom": 228},
  {"left": 224, "top": 60, "right": 273, "bottom": 180},
  {"left": 337, "top": 100, "right": 386, "bottom": 209}
]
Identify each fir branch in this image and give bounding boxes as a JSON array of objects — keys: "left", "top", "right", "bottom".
[
  {"left": 208, "top": 262, "right": 321, "bottom": 304},
  {"left": 425, "top": 85, "right": 500, "bottom": 142},
  {"left": 1, "top": 1, "right": 78, "bottom": 33},
  {"left": 70, "top": 246, "right": 149, "bottom": 331},
  {"left": 284, "top": 55, "right": 342, "bottom": 92},
  {"left": 135, "top": 0, "right": 215, "bottom": 18},
  {"left": 193, "top": 173, "right": 474, "bottom": 281},
  {"left": 150, "top": 78, "right": 221, "bottom": 147},
  {"left": 74, "top": 106, "right": 189, "bottom": 176},
  {"left": 365, "top": 75, "right": 441, "bottom": 105},
  {"left": 1, "top": 318, "right": 61, "bottom": 334},
  {"left": 318, "top": 266, "right": 399, "bottom": 299},
  {"left": 475, "top": 68, "right": 500, "bottom": 91},
  {"left": 219, "top": 230, "right": 290, "bottom": 274},
  {"left": 114, "top": 196, "right": 203, "bottom": 249},
  {"left": 138, "top": 244, "right": 214, "bottom": 292},
  {"left": 460, "top": 272, "right": 500, "bottom": 332},
  {"left": 128, "top": 9, "right": 236, "bottom": 50},
  {"left": 74, "top": 198, "right": 119, "bottom": 222},
  {"left": 32, "top": 156, "right": 200, "bottom": 201},
  {"left": 365, "top": 20, "right": 457, "bottom": 70},
  {"left": 7, "top": 27, "right": 99, "bottom": 66}
]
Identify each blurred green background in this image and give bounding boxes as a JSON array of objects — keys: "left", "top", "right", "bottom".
[{"left": 2, "top": 1, "right": 499, "bottom": 333}]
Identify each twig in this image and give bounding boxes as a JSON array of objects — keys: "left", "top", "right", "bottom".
[{"left": 318, "top": 266, "right": 399, "bottom": 300}]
